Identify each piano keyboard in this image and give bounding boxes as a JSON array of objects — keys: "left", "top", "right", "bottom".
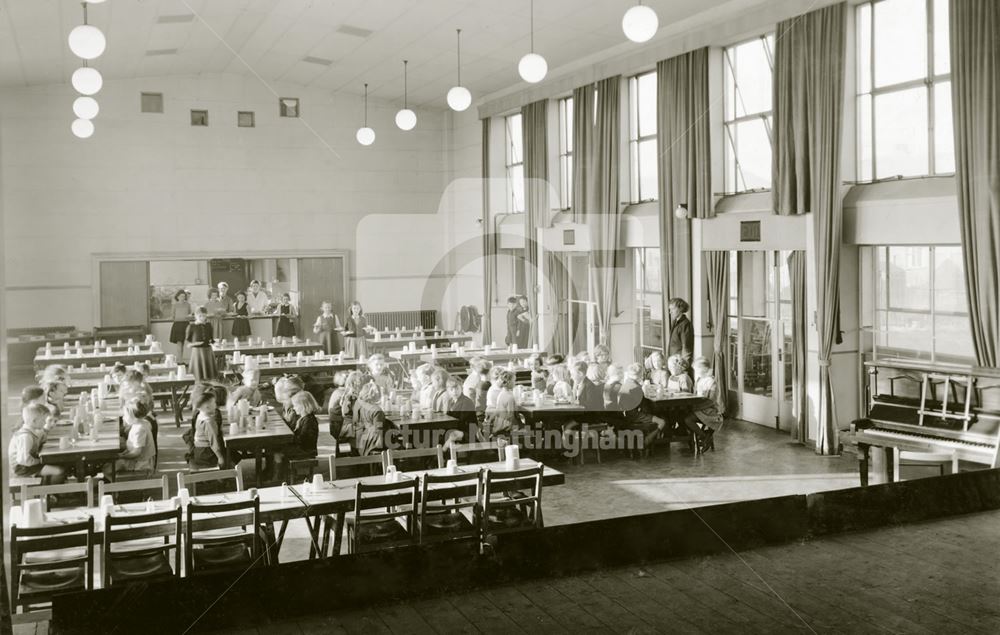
[{"left": 858, "top": 428, "right": 997, "bottom": 463}]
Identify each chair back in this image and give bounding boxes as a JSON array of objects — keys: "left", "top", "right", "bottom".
[
  {"left": 177, "top": 468, "right": 244, "bottom": 495},
  {"left": 481, "top": 464, "right": 544, "bottom": 538},
  {"left": 328, "top": 452, "right": 385, "bottom": 480},
  {"left": 184, "top": 495, "right": 260, "bottom": 576},
  {"left": 418, "top": 469, "right": 483, "bottom": 544},
  {"left": 384, "top": 445, "right": 445, "bottom": 472},
  {"left": 102, "top": 504, "right": 182, "bottom": 587},
  {"left": 21, "top": 477, "right": 94, "bottom": 510},
  {"left": 448, "top": 440, "right": 504, "bottom": 464},
  {"left": 98, "top": 475, "right": 170, "bottom": 503},
  {"left": 288, "top": 458, "right": 319, "bottom": 483},
  {"left": 10, "top": 517, "right": 95, "bottom": 610},
  {"left": 350, "top": 478, "right": 418, "bottom": 552}
]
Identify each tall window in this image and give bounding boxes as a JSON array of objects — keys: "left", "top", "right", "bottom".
[
  {"left": 723, "top": 34, "right": 774, "bottom": 193},
  {"left": 864, "top": 245, "right": 972, "bottom": 361},
  {"left": 558, "top": 97, "right": 573, "bottom": 210},
  {"left": 628, "top": 72, "right": 658, "bottom": 202},
  {"left": 634, "top": 248, "right": 663, "bottom": 355},
  {"left": 505, "top": 113, "right": 524, "bottom": 213},
  {"left": 856, "top": 0, "right": 953, "bottom": 181}
]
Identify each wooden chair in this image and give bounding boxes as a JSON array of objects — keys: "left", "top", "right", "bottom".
[
  {"left": 318, "top": 453, "right": 386, "bottom": 557},
  {"left": 384, "top": 446, "right": 445, "bottom": 472},
  {"left": 8, "top": 476, "right": 42, "bottom": 506},
  {"left": 346, "top": 479, "right": 419, "bottom": 554},
  {"left": 480, "top": 464, "right": 544, "bottom": 546},
  {"left": 893, "top": 449, "right": 959, "bottom": 482},
  {"left": 448, "top": 440, "right": 504, "bottom": 465},
  {"left": 10, "top": 517, "right": 95, "bottom": 613},
  {"left": 98, "top": 475, "right": 170, "bottom": 504},
  {"left": 287, "top": 458, "right": 319, "bottom": 483},
  {"left": 103, "top": 504, "right": 182, "bottom": 587},
  {"left": 177, "top": 468, "right": 244, "bottom": 496},
  {"left": 418, "top": 469, "right": 483, "bottom": 545},
  {"left": 185, "top": 495, "right": 260, "bottom": 576},
  {"left": 20, "top": 477, "right": 94, "bottom": 511}
]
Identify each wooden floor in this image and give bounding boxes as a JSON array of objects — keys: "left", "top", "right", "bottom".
[{"left": 190, "top": 509, "right": 1000, "bottom": 635}]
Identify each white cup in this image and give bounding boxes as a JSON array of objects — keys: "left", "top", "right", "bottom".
[
  {"left": 59, "top": 437, "right": 69, "bottom": 450},
  {"left": 312, "top": 474, "right": 324, "bottom": 491},
  {"left": 178, "top": 488, "right": 190, "bottom": 507},
  {"left": 23, "top": 499, "right": 45, "bottom": 528},
  {"left": 229, "top": 422, "right": 239, "bottom": 436},
  {"left": 446, "top": 459, "right": 458, "bottom": 475}
]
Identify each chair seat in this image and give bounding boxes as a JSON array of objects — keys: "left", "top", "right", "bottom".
[
  {"left": 23, "top": 548, "right": 87, "bottom": 564},
  {"left": 487, "top": 507, "right": 526, "bottom": 529},
  {"left": 110, "top": 538, "right": 168, "bottom": 553},
  {"left": 422, "top": 511, "right": 474, "bottom": 535},
  {"left": 108, "top": 552, "right": 173, "bottom": 583},
  {"left": 18, "top": 567, "right": 86, "bottom": 598},
  {"left": 346, "top": 518, "right": 408, "bottom": 544},
  {"left": 192, "top": 543, "right": 251, "bottom": 571}
]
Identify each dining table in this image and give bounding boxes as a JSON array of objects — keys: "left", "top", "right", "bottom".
[
  {"left": 40, "top": 397, "right": 125, "bottom": 480},
  {"left": 34, "top": 348, "right": 166, "bottom": 371},
  {"left": 218, "top": 406, "right": 294, "bottom": 488}
]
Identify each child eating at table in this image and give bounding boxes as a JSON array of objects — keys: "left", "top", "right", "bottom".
[
  {"left": 684, "top": 357, "right": 723, "bottom": 452},
  {"left": 113, "top": 398, "right": 157, "bottom": 476},
  {"left": 427, "top": 368, "right": 451, "bottom": 412},
  {"left": 549, "top": 365, "right": 573, "bottom": 401},
  {"left": 186, "top": 390, "right": 227, "bottom": 469},
  {"left": 443, "top": 377, "right": 475, "bottom": 440},
  {"left": 272, "top": 391, "right": 321, "bottom": 479},
  {"left": 666, "top": 354, "right": 694, "bottom": 393},
  {"left": 40, "top": 379, "right": 68, "bottom": 417},
  {"left": 228, "top": 368, "right": 263, "bottom": 408},
  {"left": 482, "top": 369, "right": 518, "bottom": 441},
  {"left": 312, "top": 301, "right": 338, "bottom": 355},
  {"left": 353, "top": 382, "right": 391, "bottom": 456},
  {"left": 367, "top": 353, "right": 394, "bottom": 395},
  {"left": 275, "top": 293, "right": 297, "bottom": 338},
  {"left": 110, "top": 362, "right": 128, "bottom": 386},
  {"left": 326, "top": 370, "right": 351, "bottom": 441},
  {"left": 616, "top": 363, "right": 667, "bottom": 452},
  {"left": 9, "top": 404, "right": 65, "bottom": 484},
  {"left": 647, "top": 351, "right": 668, "bottom": 388},
  {"left": 119, "top": 369, "right": 155, "bottom": 411}
]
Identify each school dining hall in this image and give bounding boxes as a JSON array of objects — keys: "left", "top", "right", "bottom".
[{"left": 2, "top": 0, "right": 1000, "bottom": 632}]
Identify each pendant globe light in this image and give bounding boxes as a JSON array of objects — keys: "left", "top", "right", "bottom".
[
  {"left": 518, "top": 0, "right": 547, "bottom": 83},
  {"left": 447, "top": 29, "right": 472, "bottom": 112},
  {"left": 68, "top": 3, "right": 106, "bottom": 60},
  {"left": 71, "top": 64, "right": 103, "bottom": 95},
  {"left": 622, "top": 2, "right": 659, "bottom": 43},
  {"left": 71, "top": 118, "right": 95, "bottom": 139},
  {"left": 394, "top": 60, "right": 417, "bottom": 131},
  {"left": 73, "top": 96, "right": 99, "bottom": 119},
  {"left": 356, "top": 84, "right": 375, "bottom": 146}
]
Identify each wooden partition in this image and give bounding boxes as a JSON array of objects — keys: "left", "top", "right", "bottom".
[{"left": 98, "top": 261, "right": 149, "bottom": 327}]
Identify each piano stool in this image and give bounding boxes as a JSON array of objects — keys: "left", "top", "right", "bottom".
[{"left": 893, "top": 448, "right": 959, "bottom": 482}]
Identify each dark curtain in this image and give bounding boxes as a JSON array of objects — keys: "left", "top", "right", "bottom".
[
  {"left": 657, "top": 47, "right": 712, "bottom": 348},
  {"left": 481, "top": 118, "right": 494, "bottom": 344},
  {"left": 549, "top": 252, "right": 568, "bottom": 355},
  {"left": 521, "top": 99, "right": 549, "bottom": 348},
  {"left": 951, "top": 0, "right": 1000, "bottom": 367},
  {"left": 704, "top": 251, "right": 729, "bottom": 415},
  {"left": 772, "top": 2, "right": 846, "bottom": 455},
  {"left": 571, "top": 85, "right": 595, "bottom": 223},
  {"left": 788, "top": 251, "right": 807, "bottom": 443}
]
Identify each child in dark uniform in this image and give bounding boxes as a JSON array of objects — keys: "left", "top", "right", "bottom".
[
  {"left": 231, "top": 291, "right": 251, "bottom": 338},
  {"left": 275, "top": 293, "right": 297, "bottom": 338},
  {"left": 169, "top": 290, "right": 192, "bottom": 356}
]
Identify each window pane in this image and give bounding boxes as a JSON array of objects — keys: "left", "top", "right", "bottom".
[
  {"left": 566, "top": 99, "right": 573, "bottom": 153},
  {"left": 724, "top": 50, "right": 736, "bottom": 121},
  {"left": 873, "top": 0, "right": 927, "bottom": 88},
  {"left": 886, "top": 311, "right": 931, "bottom": 351},
  {"left": 629, "top": 141, "right": 640, "bottom": 202},
  {"left": 874, "top": 87, "right": 929, "bottom": 179},
  {"left": 509, "top": 164, "right": 524, "bottom": 212},
  {"left": 638, "top": 138, "right": 658, "bottom": 201},
  {"left": 934, "top": 81, "right": 955, "bottom": 174},
  {"left": 935, "top": 314, "right": 974, "bottom": 359},
  {"left": 933, "top": 246, "right": 966, "bottom": 313},
  {"left": 638, "top": 72, "right": 657, "bottom": 138},
  {"left": 506, "top": 114, "right": 523, "bottom": 164},
  {"left": 857, "top": 3, "right": 872, "bottom": 94},
  {"left": 857, "top": 94, "right": 873, "bottom": 181},
  {"left": 644, "top": 248, "right": 662, "bottom": 293},
  {"left": 733, "top": 118, "right": 772, "bottom": 190},
  {"left": 629, "top": 77, "right": 639, "bottom": 140},
  {"left": 888, "top": 246, "right": 930, "bottom": 311},
  {"left": 934, "top": 0, "right": 950, "bottom": 76},
  {"left": 723, "top": 124, "right": 737, "bottom": 192},
  {"left": 732, "top": 38, "right": 772, "bottom": 117}
]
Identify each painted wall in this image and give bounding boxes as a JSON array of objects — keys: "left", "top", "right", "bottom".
[{"left": 1, "top": 73, "right": 455, "bottom": 331}]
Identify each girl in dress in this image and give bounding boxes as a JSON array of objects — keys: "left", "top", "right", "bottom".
[
  {"left": 275, "top": 293, "right": 297, "bottom": 338},
  {"left": 186, "top": 307, "right": 217, "bottom": 382},
  {"left": 666, "top": 354, "right": 694, "bottom": 393},
  {"left": 367, "top": 353, "right": 395, "bottom": 395},
  {"left": 342, "top": 301, "right": 374, "bottom": 358},
  {"left": 312, "top": 301, "right": 338, "bottom": 355},
  {"left": 647, "top": 351, "right": 669, "bottom": 388},
  {"left": 684, "top": 357, "right": 723, "bottom": 452},
  {"left": 169, "top": 290, "right": 192, "bottom": 357},
  {"left": 231, "top": 291, "right": 251, "bottom": 338},
  {"left": 186, "top": 390, "right": 227, "bottom": 469},
  {"left": 204, "top": 288, "right": 226, "bottom": 337},
  {"left": 482, "top": 369, "right": 518, "bottom": 441}
]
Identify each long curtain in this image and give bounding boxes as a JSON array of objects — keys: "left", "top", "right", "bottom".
[
  {"left": 788, "top": 251, "right": 807, "bottom": 443},
  {"left": 772, "top": 2, "right": 846, "bottom": 455},
  {"left": 657, "top": 48, "right": 712, "bottom": 346},
  {"left": 587, "top": 76, "right": 622, "bottom": 344},
  {"left": 522, "top": 100, "right": 549, "bottom": 347},
  {"left": 481, "top": 118, "right": 494, "bottom": 344},
  {"left": 951, "top": 0, "right": 1000, "bottom": 367},
  {"left": 704, "top": 251, "right": 729, "bottom": 415},
  {"left": 549, "top": 252, "right": 568, "bottom": 355},
  {"left": 571, "top": 85, "right": 595, "bottom": 223}
]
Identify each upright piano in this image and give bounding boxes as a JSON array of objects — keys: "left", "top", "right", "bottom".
[{"left": 843, "top": 357, "right": 1000, "bottom": 485}]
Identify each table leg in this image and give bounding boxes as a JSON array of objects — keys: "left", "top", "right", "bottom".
[
  {"left": 331, "top": 512, "right": 346, "bottom": 556},
  {"left": 884, "top": 447, "right": 895, "bottom": 483},
  {"left": 254, "top": 448, "right": 263, "bottom": 487},
  {"left": 858, "top": 444, "right": 870, "bottom": 487},
  {"left": 171, "top": 387, "right": 181, "bottom": 428}
]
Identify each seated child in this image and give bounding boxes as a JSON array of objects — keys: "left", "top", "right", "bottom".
[
  {"left": 367, "top": 353, "right": 394, "bottom": 395},
  {"left": 39, "top": 364, "right": 68, "bottom": 385},
  {"left": 442, "top": 377, "right": 475, "bottom": 443},
  {"left": 20, "top": 385, "right": 46, "bottom": 409},
  {"left": 616, "top": 363, "right": 666, "bottom": 449},
  {"left": 272, "top": 391, "right": 321, "bottom": 478},
  {"left": 115, "top": 398, "right": 157, "bottom": 476},
  {"left": 549, "top": 365, "right": 573, "bottom": 401},
  {"left": 684, "top": 357, "right": 723, "bottom": 452},
  {"left": 463, "top": 357, "right": 490, "bottom": 406},
  {"left": 666, "top": 355, "right": 694, "bottom": 393},
  {"left": 41, "top": 379, "right": 69, "bottom": 417},
  {"left": 482, "top": 369, "right": 518, "bottom": 441},
  {"left": 274, "top": 375, "right": 305, "bottom": 428},
  {"left": 326, "top": 370, "right": 350, "bottom": 439},
  {"left": 110, "top": 362, "right": 128, "bottom": 386},
  {"left": 119, "top": 369, "right": 155, "bottom": 411},
  {"left": 8, "top": 403, "right": 65, "bottom": 484},
  {"left": 425, "top": 368, "right": 449, "bottom": 412},
  {"left": 528, "top": 355, "right": 548, "bottom": 391},
  {"left": 647, "top": 351, "right": 668, "bottom": 388},
  {"left": 352, "top": 383, "right": 393, "bottom": 456},
  {"left": 227, "top": 369, "right": 263, "bottom": 408},
  {"left": 485, "top": 365, "right": 504, "bottom": 409},
  {"left": 185, "top": 391, "right": 227, "bottom": 469},
  {"left": 410, "top": 363, "right": 434, "bottom": 407}
]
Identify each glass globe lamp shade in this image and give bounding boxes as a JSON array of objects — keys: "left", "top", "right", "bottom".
[
  {"left": 395, "top": 108, "right": 417, "bottom": 131},
  {"left": 73, "top": 96, "right": 99, "bottom": 119},
  {"left": 71, "top": 118, "right": 95, "bottom": 139},
  {"left": 71, "top": 67, "right": 103, "bottom": 95},
  {"left": 518, "top": 53, "right": 548, "bottom": 83},
  {"left": 622, "top": 5, "right": 659, "bottom": 43},
  {"left": 68, "top": 24, "right": 106, "bottom": 59},
  {"left": 447, "top": 86, "right": 472, "bottom": 111},
  {"left": 356, "top": 126, "right": 375, "bottom": 146}
]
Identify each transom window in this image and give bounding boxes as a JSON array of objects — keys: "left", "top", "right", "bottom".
[
  {"left": 505, "top": 113, "right": 524, "bottom": 213},
  {"left": 856, "top": 0, "right": 953, "bottom": 181},
  {"left": 628, "top": 72, "right": 658, "bottom": 203},
  {"left": 558, "top": 97, "right": 573, "bottom": 210},
  {"left": 723, "top": 34, "right": 774, "bottom": 193}
]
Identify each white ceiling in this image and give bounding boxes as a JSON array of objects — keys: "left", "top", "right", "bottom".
[{"left": 0, "top": 0, "right": 730, "bottom": 109}]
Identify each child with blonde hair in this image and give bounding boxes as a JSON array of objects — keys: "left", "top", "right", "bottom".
[{"left": 666, "top": 354, "right": 694, "bottom": 393}]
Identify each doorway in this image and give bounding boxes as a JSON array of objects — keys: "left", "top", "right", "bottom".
[{"left": 727, "top": 250, "right": 795, "bottom": 431}]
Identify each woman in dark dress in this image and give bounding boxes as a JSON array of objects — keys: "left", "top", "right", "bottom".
[
  {"left": 231, "top": 291, "right": 251, "bottom": 338},
  {"left": 186, "top": 307, "right": 217, "bottom": 381},
  {"left": 275, "top": 293, "right": 297, "bottom": 338},
  {"left": 514, "top": 295, "right": 532, "bottom": 348}
]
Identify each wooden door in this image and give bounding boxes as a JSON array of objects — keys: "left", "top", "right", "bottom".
[
  {"left": 100, "top": 261, "right": 150, "bottom": 327},
  {"left": 297, "top": 257, "right": 347, "bottom": 351}
]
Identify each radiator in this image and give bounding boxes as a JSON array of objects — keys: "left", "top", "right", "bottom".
[{"left": 365, "top": 310, "right": 438, "bottom": 332}]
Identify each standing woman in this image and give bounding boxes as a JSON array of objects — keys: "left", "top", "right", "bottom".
[
  {"left": 231, "top": 291, "right": 251, "bottom": 338},
  {"left": 515, "top": 295, "right": 532, "bottom": 349},
  {"left": 342, "top": 301, "right": 374, "bottom": 358},
  {"left": 204, "top": 288, "right": 226, "bottom": 337},
  {"left": 186, "top": 307, "right": 217, "bottom": 381},
  {"left": 169, "top": 290, "right": 192, "bottom": 359}
]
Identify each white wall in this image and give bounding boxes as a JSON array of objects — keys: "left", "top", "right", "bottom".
[{"left": 1, "top": 73, "right": 456, "bottom": 330}]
